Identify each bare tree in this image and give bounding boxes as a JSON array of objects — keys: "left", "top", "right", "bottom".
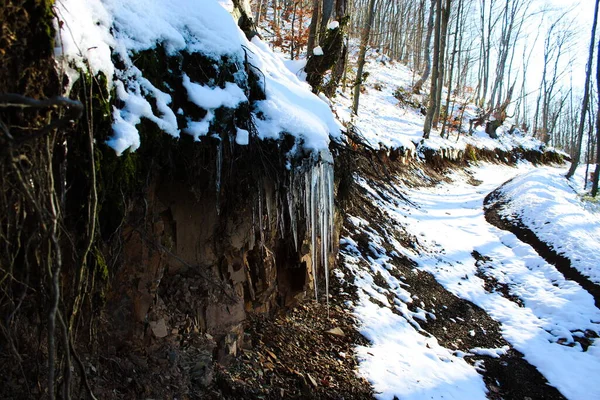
[
  {"left": 307, "top": 0, "right": 321, "bottom": 55},
  {"left": 413, "top": 0, "right": 436, "bottom": 94},
  {"left": 592, "top": 25, "right": 600, "bottom": 196},
  {"left": 423, "top": 0, "right": 443, "bottom": 138},
  {"left": 566, "top": 0, "right": 599, "bottom": 179},
  {"left": 441, "top": 0, "right": 464, "bottom": 138},
  {"left": 432, "top": 0, "right": 452, "bottom": 128},
  {"left": 352, "top": 0, "right": 377, "bottom": 114}
]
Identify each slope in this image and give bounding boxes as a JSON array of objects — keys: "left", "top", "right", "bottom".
[{"left": 334, "top": 49, "right": 600, "bottom": 400}]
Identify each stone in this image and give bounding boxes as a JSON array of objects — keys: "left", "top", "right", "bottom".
[
  {"left": 150, "top": 318, "right": 168, "bottom": 338},
  {"left": 325, "top": 327, "right": 345, "bottom": 337}
]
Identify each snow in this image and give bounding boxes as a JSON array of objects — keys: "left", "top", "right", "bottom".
[
  {"left": 182, "top": 74, "right": 247, "bottom": 140},
  {"left": 55, "top": 0, "right": 340, "bottom": 155},
  {"left": 355, "top": 301, "right": 488, "bottom": 400},
  {"left": 235, "top": 127, "right": 249, "bottom": 145},
  {"left": 313, "top": 46, "right": 324, "bottom": 56},
  {"left": 332, "top": 56, "right": 552, "bottom": 158},
  {"left": 343, "top": 161, "right": 600, "bottom": 399},
  {"left": 338, "top": 49, "right": 600, "bottom": 400},
  {"left": 247, "top": 37, "right": 342, "bottom": 150},
  {"left": 400, "top": 165, "right": 600, "bottom": 399},
  {"left": 182, "top": 74, "right": 247, "bottom": 110},
  {"left": 328, "top": 21, "right": 340, "bottom": 30},
  {"left": 470, "top": 346, "right": 510, "bottom": 359},
  {"left": 497, "top": 165, "right": 600, "bottom": 284},
  {"left": 342, "top": 232, "right": 489, "bottom": 400}
]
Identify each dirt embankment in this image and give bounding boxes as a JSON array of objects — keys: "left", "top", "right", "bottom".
[{"left": 484, "top": 189, "right": 600, "bottom": 310}]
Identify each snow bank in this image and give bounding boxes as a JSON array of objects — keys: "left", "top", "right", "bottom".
[
  {"left": 499, "top": 165, "right": 600, "bottom": 284},
  {"left": 55, "top": 0, "right": 340, "bottom": 155}
]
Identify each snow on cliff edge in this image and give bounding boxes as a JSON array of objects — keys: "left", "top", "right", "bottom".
[{"left": 54, "top": 0, "right": 341, "bottom": 155}]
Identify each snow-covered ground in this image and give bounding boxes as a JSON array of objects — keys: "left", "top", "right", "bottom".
[
  {"left": 498, "top": 166, "right": 600, "bottom": 284},
  {"left": 403, "top": 165, "right": 600, "bottom": 399},
  {"left": 332, "top": 57, "right": 549, "bottom": 158},
  {"left": 333, "top": 48, "right": 600, "bottom": 400},
  {"left": 341, "top": 162, "right": 600, "bottom": 400}
]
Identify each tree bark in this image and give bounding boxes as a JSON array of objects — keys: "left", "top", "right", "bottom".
[
  {"left": 413, "top": 0, "right": 436, "bottom": 94},
  {"left": 352, "top": 0, "right": 377, "bottom": 114},
  {"left": 320, "top": 0, "right": 334, "bottom": 38},
  {"left": 592, "top": 23, "right": 600, "bottom": 196},
  {"left": 441, "top": 0, "right": 462, "bottom": 138},
  {"left": 432, "top": 0, "right": 451, "bottom": 128},
  {"left": 423, "top": 0, "right": 443, "bottom": 138},
  {"left": 307, "top": 0, "right": 321, "bottom": 56},
  {"left": 566, "top": 0, "right": 599, "bottom": 179}
]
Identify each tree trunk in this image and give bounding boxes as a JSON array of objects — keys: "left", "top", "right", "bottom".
[
  {"left": 441, "top": 0, "right": 462, "bottom": 138},
  {"left": 592, "top": 23, "right": 600, "bottom": 196},
  {"left": 432, "top": 0, "right": 451, "bottom": 128},
  {"left": 423, "top": 0, "right": 443, "bottom": 138},
  {"left": 566, "top": 0, "right": 599, "bottom": 179},
  {"left": 307, "top": 0, "right": 321, "bottom": 56},
  {"left": 320, "top": 0, "right": 335, "bottom": 37},
  {"left": 413, "top": 0, "right": 436, "bottom": 94},
  {"left": 352, "top": 0, "right": 377, "bottom": 114}
]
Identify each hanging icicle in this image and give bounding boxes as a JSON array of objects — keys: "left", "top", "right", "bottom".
[
  {"left": 290, "top": 149, "right": 335, "bottom": 303},
  {"left": 249, "top": 147, "right": 335, "bottom": 306}
]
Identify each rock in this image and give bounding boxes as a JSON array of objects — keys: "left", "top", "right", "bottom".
[
  {"left": 325, "top": 327, "right": 345, "bottom": 337},
  {"left": 150, "top": 318, "right": 168, "bottom": 338},
  {"left": 190, "top": 350, "right": 214, "bottom": 387}
]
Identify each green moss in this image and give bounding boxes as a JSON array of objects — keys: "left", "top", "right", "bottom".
[
  {"left": 582, "top": 194, "right": 600, "bottom": 203},
  {"left": 465, "top": 145, "right": 478, "bottom": 162},
  {"left": 40, "top": 0, "right": 56, "bottom": 49},
  {"left": 94, "top": 246, "right": 109, "bottom": 281}
]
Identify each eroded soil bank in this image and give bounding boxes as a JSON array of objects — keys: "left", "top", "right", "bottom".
[{"left": 485, "top": 189, "right": 600, "bottom": 310}]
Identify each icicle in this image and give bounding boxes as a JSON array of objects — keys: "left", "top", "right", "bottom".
[
  {"left": 265, "top": 182, "right": 272, "bottom": 226},
  {"left": 258, "top": 183, "right": 264, "bottom": 244},
  {"left": 288, "top": 182, "right": 298, "bottom": 251},
  {"left": 250, "top": 200, "right": 256, "bottom": 250},
  {"left": 322, "top": 176, "right": 329, "bottom": 313},
  {"left": 310, "top": 166, "right": 318, "bottom": 301},
  {"left": 275, "top": 187, "right": 281, "bottom": 239},
  {"left": 279, "top": 188, "right": 286, "bottom": 239},
  {"left": 216, "top": 141, "right": 223, "bottom": 215},
  {"left": 283, "top": 149, "right": 335, "bottom": 306}
]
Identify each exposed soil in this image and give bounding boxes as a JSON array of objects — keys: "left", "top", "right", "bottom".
[
  {"left": 473, "top": 250, "right": 524, "bottom": 307},
  {"left": 484, "top": 190, "right": 600, "bottom": 309},
  {"left": 204, "top": 296, "right": 374, "bottom": 399}
]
